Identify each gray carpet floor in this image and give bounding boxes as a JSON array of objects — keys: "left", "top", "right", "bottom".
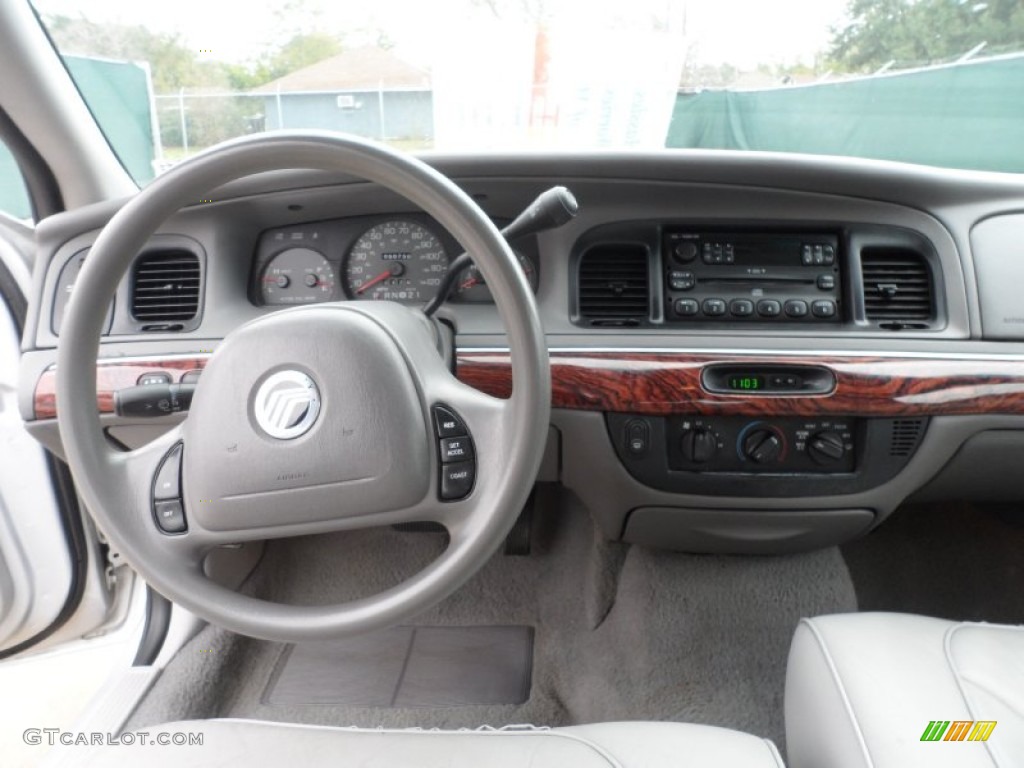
[
  {"left": 127, "top": 487, "right": 858, "bottom": 751},
  {"left": 843, "top": 501, "right": 1024, "bottom": 624}
]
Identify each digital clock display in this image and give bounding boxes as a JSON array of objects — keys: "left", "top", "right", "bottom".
[{"left": 728, "top": 375, "right": 765, "bottom": 391}]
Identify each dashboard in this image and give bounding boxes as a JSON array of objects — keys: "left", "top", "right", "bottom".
[{"left": 17, "top": 151, "right": 1024, "bottom": 555}]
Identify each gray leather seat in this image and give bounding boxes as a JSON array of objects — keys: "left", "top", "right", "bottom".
[
  {"left": 48, "top": 719, "right": 783, "bottom": 767},
  {"left": 785, "top": 612, "right": 1024, "bottom": 768}
]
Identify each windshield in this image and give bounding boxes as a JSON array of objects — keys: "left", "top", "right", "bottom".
[{"left": 30, "top": 0, "right": 1024, "bottom": 183}]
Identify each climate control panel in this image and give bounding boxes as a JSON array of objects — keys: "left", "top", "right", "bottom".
[
  {"left": 667, "top": 416, "right": 856, "bottom": 473},
  {"left": 607, "top": 413, "right": 926, "bottom": 498}
]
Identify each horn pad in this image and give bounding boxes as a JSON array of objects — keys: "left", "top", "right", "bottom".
[{"left": 182, "top": 305, "right": 431, "bottom": 533}]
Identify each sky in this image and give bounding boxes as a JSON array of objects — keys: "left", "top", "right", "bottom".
[{"left": 31, "top": 0, "right": 851, "bottom": 70}]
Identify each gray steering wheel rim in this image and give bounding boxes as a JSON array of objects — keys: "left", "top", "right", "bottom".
[{"left": 55, "top": 132, "right": 551, "bottom": 641}]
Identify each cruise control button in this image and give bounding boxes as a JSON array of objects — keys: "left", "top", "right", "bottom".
[
  {"left": 757, "top": 299, "right": 782, "bottom": 317},
  {"left": 812, "top": 299, "right": 837, "bottom": 318},
  {"left": 440, "top": 461, "right": 475, "bottom": 500},
  {"left": 154, "top": 443, "right": 183, "bottom": 500},
  {"left": 674, "top": 298, "right": 699, "bottom": 316},
  {"left": 154, "top": 499, "right": 187, "bottom": 534},
  {"left": 784, "top": 299, "right": 808, "bottom": 317},
  {"left": 730, "top": 299, "right": 754, "bottom": 317},
  {"left": 702, "top": 298, "right": 727, "bottom": 316},
  {"left": 440, "top": 436, "right": 474, "bottom": 463},
  {"left": 432, "top": 405, "right": 467, "bottom": 438}
]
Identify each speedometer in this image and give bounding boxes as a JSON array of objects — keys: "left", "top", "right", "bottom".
[{"left": 344, "top": 220, "right": 448, "bottom": 302}]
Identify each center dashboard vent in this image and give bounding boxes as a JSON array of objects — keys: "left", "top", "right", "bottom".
[
  {"left": 859, "top": 248, "right": 934, "bottom": 329},
  {"left": 130, "top": 249, "right": 201, "bottom": 328},
  {"left": 577, "top": 245, "right": 650, "bottom": 326}
]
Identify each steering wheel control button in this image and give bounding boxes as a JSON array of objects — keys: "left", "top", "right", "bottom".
[
  {"left": 153, "top": 499, "right": 187, "bottom": 534},
  {"left": 252, "top": 370, "right": 321, "bottom": 440},
  {"left": 154, "top": 443, "right": 183, "bottom": 500},
  {"left": 432, "top": 405, "right": 467, "bottom": 438},
  {"left": 137, "top": 371, "right": 172, "bottom": 386},
  {"left": 440, "top": 436, "right": 474, "bottom": 463},
  {"left": 441, "top": 461, "right": 475, "bottom": 500}
]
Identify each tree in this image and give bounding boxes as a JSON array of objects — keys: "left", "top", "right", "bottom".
[{"left": 828, "top": 0, "right": 1024, "bottom": 72}]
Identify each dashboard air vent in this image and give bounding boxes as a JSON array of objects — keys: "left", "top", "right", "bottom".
[
  {"left": 130, "top": 250, "right": 200, "bottom": 327},
  {"left": 860, "top": 248, "right": 933, "bottom": 328},
  {"left": 578, "top": 245, "right": 650, "bottom": 325}
]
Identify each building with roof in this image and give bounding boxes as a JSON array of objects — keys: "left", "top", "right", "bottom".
[{"left": 253, "top": 46, "right": 433, "bottom": 144}]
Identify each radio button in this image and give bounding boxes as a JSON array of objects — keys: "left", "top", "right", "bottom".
[
  {"left": 674, "top": 298, "right": 699, "bottom": 316},
  {"left": 730, "top": 299, "right": 754, "bottom": 317},
  {"left": 823, "top": 245, "right": 836, "bottom": 265},
  {"left": 812, "top": 299, "right": 837, "bottom": 318},
  {"left": 756, "top": 299, "right": 782, "bottom": 317},
  {"left": 702, "top": 298, "right": 727, "bottom": 316},
  {"left": 784, "top": 299, "right": 808, "bottom": 318},
  {"left": 668, "top": 270, "right": 696, "bottom": 291},
  {"left": 817, "top": 274, "right": 836, "bottom": 290},
  {"left": 801, "top": 245, "right": 814, "bottom": 265}
]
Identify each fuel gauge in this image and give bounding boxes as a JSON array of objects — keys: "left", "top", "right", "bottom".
[
  {"left": 455, "top": 252, "right": 538, "bottom": 302},
  {"left": 259, "top": 248, "right": 336, "bottom": 305}
]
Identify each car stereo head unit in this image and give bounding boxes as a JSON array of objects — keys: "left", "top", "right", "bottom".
[{"left": 663, "top": 230, "right": 842, "bottom": 323}]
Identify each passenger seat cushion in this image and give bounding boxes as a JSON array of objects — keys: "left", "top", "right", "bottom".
[
  {"left": 43, "top": 719, "right": 783, "bottom": 768},
  {"left": 785, "top": 612, "right": 1024, "bottom": 768}
]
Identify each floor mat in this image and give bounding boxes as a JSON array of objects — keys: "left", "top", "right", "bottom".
[
  {"left": 126, "top": 489, "right": 857, "bottom": 753},
  {"left": 843, "top": 501, "right": 1024, "bottom": 624},
  {"left": 265, "top": 626, "right": 534, "bottom": 707}
]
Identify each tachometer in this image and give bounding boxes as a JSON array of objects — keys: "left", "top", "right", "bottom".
[
  {"left": 259, "top": 248, "right": 336, "bottom": 305},
  {"left": 344, "top": 220, "right": 448, "bottom": 302}
]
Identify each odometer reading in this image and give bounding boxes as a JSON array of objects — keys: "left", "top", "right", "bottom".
[
  {"left": 344, "top": 221, "right": 448, "bottom": 302},
  {"left": 728, "top": 375, "right": 765, "bottom": 391}
]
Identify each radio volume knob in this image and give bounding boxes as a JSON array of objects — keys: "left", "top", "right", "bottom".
[
  {"left": 807, "top": 431, "right": 846, "bottom": 465},
  {"left": 680, "top": 427, "right": 718, "bottom": 463},
  {"left": 673, "top": 241, "right": 698, "bottom": 264},
  {"left": 741, "top": 428, "right": 783, "bottom": 464}
]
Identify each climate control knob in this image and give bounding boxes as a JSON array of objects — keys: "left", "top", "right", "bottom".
[
  {"left": 741, "top": 428, "right": 783, "bottom": 464},
  {"left": 807, "top": 431, "right": 846, "bottom": 465},
  {"left": 680, "top": 427, "right": 718, "bottom": 463}
]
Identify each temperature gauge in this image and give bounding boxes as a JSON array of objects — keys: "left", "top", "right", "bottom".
[{"left": 259, "top": 248, "right": 336, "bottom": 305}]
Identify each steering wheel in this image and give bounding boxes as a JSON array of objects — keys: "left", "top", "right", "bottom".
[{"left": 55, "top": 133, "right": 551, "bottom": 642}]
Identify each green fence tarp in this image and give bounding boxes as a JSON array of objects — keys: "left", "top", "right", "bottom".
[
  {"left": 666, "top": 54, "right": 1024, "bottom": 173},
  {"left": 64, "top": 55, "right": 156, "bottom": 185}
]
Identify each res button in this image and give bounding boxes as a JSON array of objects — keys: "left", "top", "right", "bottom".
[{"left": 432, "top": 405, "right": 467, "bottom": 438}]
